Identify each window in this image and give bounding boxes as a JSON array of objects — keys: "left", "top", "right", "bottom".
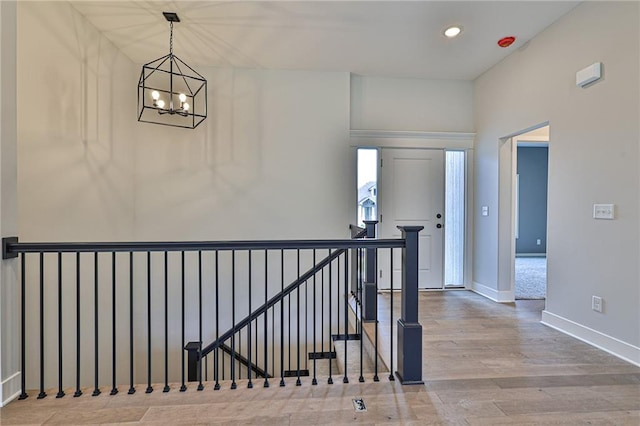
[
  {"left": 357, "top": 149, "right": 378, "bottom": 226},
  {"left": 445, "top": 151, "right": 465, "bottom": 286}
]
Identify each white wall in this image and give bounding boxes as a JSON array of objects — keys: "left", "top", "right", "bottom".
[
  {"left": 18, "top": 2, "right": 136, "bottom": 243},
  {"left": 135, "top": 68, "right": 351, "bottom": 241},
  {"left": 474, "top": 2, "right": 639, "bottom": 361},
  {"left": 350, "top": 75, "right": 473, "bottom": 132},
  {"left": 0, "top": 0, "right": 20, "bottom": 407}
]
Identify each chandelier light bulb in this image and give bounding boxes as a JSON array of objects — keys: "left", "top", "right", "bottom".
[
  {"left": 183, "top": 102, "right": 190, "bottom": 111},
  {"left": 151, "top": 90, "right": 160, "bottom": 100},
  {"left": 156, "top": 99, "right": 165, "bottom": 109},
  {"left": 179, "top": 93, "right": 187, "bottom": 103}
]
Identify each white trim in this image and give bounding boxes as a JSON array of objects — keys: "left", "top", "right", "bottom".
[
  {"left": 350, "top": 130, "right": 475, "bottom": 150},
  {"left": 541, "top": 310, "right": 640, "bottom": 367},
  {"left": 471, "top": 281, "right": 515, "bottom": 303},
  {"left": 514, "top": 135, "right": 549, "bottom": 145},
  {"left": 464, "top": 149, "right": 474, "bottom": 290},
  {"left": 351, "top": 129, "right": 475, "bottom": 140},
  {"left": 1, "top": 371, "right": 21, "bottom": 407}
]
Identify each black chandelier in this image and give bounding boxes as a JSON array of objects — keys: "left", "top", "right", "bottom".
[{"left": 137, "top": 12, "right": 207, "bottom": 129}]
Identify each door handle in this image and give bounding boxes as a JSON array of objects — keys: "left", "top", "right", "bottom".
[
  {"left": 436, "top": 213, "right": 442, "bottom": 219},
  {"left": 436, "top": 224, "right": 442, "bottom": 229}
]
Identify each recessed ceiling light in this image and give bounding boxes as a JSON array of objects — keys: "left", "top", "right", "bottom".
[{"left": 444, "top": 26, "right": 462, "bottom": 38}]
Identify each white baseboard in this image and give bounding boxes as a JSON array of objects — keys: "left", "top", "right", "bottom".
[
  {"left": 541, "top": 310, "right": 640, "bottom": 367},
  {"left": 471, "top": 281, "right": 515, "bottom": 303},
  {"left": 1, "top": 371, "right": 21, "bottom": 407}
]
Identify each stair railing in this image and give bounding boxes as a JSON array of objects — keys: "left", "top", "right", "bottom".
[{"left": 2, "top": 226, "right": 423, "bottom": 400}]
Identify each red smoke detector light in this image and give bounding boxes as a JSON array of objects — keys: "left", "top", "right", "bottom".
[{"left": 497, "top": 36, "right": 516, "bottom": 48}]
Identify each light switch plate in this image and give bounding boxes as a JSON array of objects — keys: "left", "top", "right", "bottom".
[
  {"left": 481, "top": 206, "right": 489, "bottom": 217},
  {"left": 593, "top": 204, "right": 615, "bottom": 220}
]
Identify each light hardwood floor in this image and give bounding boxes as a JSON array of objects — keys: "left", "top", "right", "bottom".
[{"left": 2, "top": 290, "right": 639, "bottom": 425}]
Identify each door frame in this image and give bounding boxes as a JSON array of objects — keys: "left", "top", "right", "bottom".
[
  {"left": 350, "top": 130, "right": 475, "bottom": 290},
  {"left": 497, "top": 122, "right": 549, "bottom": 301}
]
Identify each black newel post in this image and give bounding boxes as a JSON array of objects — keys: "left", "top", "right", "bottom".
[
  {"left": 362, "top": 220, "right": 378, "bottom": 321},
  {"left": 396, "top": 226, "right": 424, "bottom": 384},
  {"left": 185, "top": 341, "right": 202, "bottom": 383}
]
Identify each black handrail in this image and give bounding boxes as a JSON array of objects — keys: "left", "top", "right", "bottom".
[
  {"left": 219, "top": 343, "right": 271, "bottom": 378},
  {"left": 4, "top": 238, "right": 401, "bottom": 254},
  {"left": 350, "top": 225, "right": 366, "bottom": 239},
  {"left": 200, "top": 246, "right": 348, "bottom": 357}
]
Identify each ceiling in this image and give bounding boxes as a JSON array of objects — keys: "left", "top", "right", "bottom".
[{"left": 69, "top": 1, "right": 580, "bottom": 81}]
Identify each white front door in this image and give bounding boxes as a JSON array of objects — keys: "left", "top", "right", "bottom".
[{"left": 378, "top": 148, "right": 445, "bottom": 290}]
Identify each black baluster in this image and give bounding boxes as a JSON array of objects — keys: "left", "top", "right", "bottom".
[
  {"left": 129, "top": 252, "right": 135, "bottom": 394},
  {"left": 343, "top": 251, "right": 349, "bottom": 384},
  {"left": 111, "top": 252, "right": 118, "bottom": 396},
  {"left": 57, "top": 253, "right": 65, "bottom": 398},
  {"left": 359, "top": 248, "right": 364, "bottom": 383},
  {"left": 180, "top": 251, "right": 186, "bottom": 392},
  {"left": 288, "top": 252, "right": 292, "bottom": 377},
  {"left": 74, "top": 252, "right": 82, "bottom": 397},
  {"left": 163, "top": 251, "right": 169, "bottom": 393},
  {"left": 321, "top": 266, "right": 324, "bottom": 356},
  {"left": 214, "top": 251, "right": 220, "bottom": 390},
  {"left": 271, "top": 301, "right": 275, "bottom": 383},
  {"left": 92, "top": 252, "right": 100, "bottom": 397},
  {"left": 198, "top": 251, "right": 204, "bottom": 391},
  {"left": 311, "top": 249, "right": 317, "bottom": 386},
  {"left": 38, "top": 252, "right": 46, "bottom": 399},
  {"left": 264, "top": 249, "right": 269, "bottom": 388},
  {"left": 373, "top": 249, "right": 379, "bottom": 382},
  {"left": 254, "top": 320, "right": 258, "bottom": 381},
  {"left": 296, "top": 249, "right": 301, "bottom": 386},
  {"left": 248, "top": 250, "right": 253, "bottom": 388},
  {"left": 389, "top": 248, "right": 395, "bottom": 381},
  {"left": 279, "top": 249, "right": 285, "bottom": 387},
  {"left": 146, "top": 252, "right": 153, "bottom": 394},
  {"left": 19, "top": 254, "right": 28, "bottom": 400},
  {"left": 328, "top": 250, "right": 333, "bottom": 385},
  {"left": 337, "top": 254, "right": 340, "bottom": 349},
  {"left": 230, "top": 250, "right": 237, "bottom": 390},
  {"left": 305, "top": 253, "right": 308, "bottom": 374}
]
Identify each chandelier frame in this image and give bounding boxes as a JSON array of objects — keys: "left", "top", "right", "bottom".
[{"left": 137, "top": 13, "right": 207, "bottom": 129}]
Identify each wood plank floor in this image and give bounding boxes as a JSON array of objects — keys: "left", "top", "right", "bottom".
[{"left": 2, "top": 290, "right": 639, "bottom": 425}]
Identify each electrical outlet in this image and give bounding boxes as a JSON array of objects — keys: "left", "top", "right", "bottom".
[
  {"left": 592, "top": 296, "right": 603, "bottom": 313},
  {"left": 536, "top": 239, "right": 541, "bottom": 245}
]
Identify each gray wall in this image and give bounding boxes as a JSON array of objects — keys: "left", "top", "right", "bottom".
[
  {"left": 474, "top": 1, "right": 639, "bottom": 358},
  {"left": 516, "top": 147, "right": 548, "bottom": 254}
]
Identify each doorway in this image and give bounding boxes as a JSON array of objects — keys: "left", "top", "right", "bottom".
[
  {"left": 499, "top": 124, "right": 549, "bottom": 301},
  {"left": 515, "top": 130, "right": 548, "bottom": 300}
]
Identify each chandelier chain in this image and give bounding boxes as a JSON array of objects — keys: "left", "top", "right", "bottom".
[{"left": 169, "top": 21, "right": 174, "bottom": 55}]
